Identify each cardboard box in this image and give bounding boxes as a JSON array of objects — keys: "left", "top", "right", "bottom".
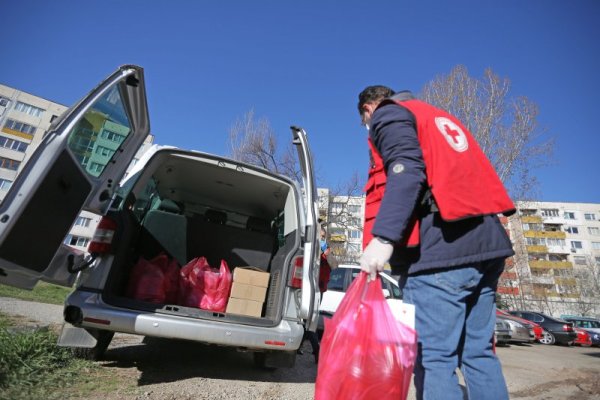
[
  {"left": 226, "top": 297, "right": 263, "bottom": 317},
  {"left": 233, "top": 267, "right": 270, "bottom": 287},
  {"left": 230, "top": 282, "right": 267, "bottom": 302}
]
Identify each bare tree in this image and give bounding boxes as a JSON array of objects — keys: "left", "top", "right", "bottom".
[
  {"left": 420, "top": 65, "right": 554, "bottom": 200},
  {"left": 228, "top": 109, "right": 301, "bottom": 182}
]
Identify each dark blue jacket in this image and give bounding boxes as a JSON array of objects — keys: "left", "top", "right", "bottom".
[{"left": 369, "top": 93, "right": 514, "bottom": 275}]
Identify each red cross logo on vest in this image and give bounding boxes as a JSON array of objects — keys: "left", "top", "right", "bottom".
[{"left": 434, "top": 117, "right": 469, "bottom": 152}]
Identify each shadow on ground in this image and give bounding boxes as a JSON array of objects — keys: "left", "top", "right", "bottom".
[{"left": 100, "top": 336, "right": 317, "bottom": 386}]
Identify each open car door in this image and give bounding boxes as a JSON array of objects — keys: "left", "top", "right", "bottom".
[
  {"left": 291, "top": 126, "right": 319, "bottom": 325},
  {"left": 0, "top": 65, "right": 150, "bottom": 289}
]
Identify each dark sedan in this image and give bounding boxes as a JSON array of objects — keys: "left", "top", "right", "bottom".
[{"left": 508, "top": 311, "right": 577, "bottom": 345}]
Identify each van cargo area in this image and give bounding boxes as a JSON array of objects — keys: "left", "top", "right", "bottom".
[{"left": 94, "top": 150, "right": 301, "bottom": 328}]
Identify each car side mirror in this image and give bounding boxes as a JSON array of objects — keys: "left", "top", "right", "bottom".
[{"left": 382, "top": 289, "right": 391, "bottom": 299}]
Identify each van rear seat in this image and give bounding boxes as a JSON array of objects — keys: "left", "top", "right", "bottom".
[
  {"left": 186, "top": 211, "right": 274, "bottom": 270},
  {"left": 140, "top": 199, "right": 187, "bottom": 265}
]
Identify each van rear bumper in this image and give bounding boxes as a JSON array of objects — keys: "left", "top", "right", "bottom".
[{"left": 65, "top": 290, "right": 304, "bottom": 351}]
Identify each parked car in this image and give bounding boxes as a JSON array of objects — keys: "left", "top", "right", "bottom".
[
  {"left": 0, "top": 65, "right": 322, "bottom": 369},
  {"left": 497, "top": 309, "right": 541, "bottom": 342},
  {"left": 494, "top": 318, "right": 512, "bottom": 346},
  {"left": 561, "top": 315, "right": 600, "bottom": 335},
  {"left": 573, "top": 327, "right": 592, "bottom": 347},
  {"left": 508, "top": 311, "right": 577, "bottom": 345},
  {"left": 496, "top": 314, "right": 534, "bottom": 344},
  {"left": 318, "top": 264, "right": 403, "bottom": 332}
]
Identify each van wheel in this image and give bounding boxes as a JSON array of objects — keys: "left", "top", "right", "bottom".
[{"left": 71, "top": 330, "right": 115, "bottom": 360}]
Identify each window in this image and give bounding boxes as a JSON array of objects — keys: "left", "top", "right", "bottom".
[
  {"left": 74, "top": 216, "right": 92, "bottom": 228},
  {"left": 0, "top": 156, "right": 20, "bottom": 171},
  {"left": 592, "top": 242, "right": 600, "bottom": 250},
  {"left": 0, "top": 178, "right": 13, "bottom": 191},
  {"left": 0, "top": 136, "right": 28, "bottom": 152},
  {"left": 331, "top": 202, "right": 344, "bottom": 213},
  {"left": 64, "top": 235, "right": 90, "bottom": 248},
  {"left": 584, "top": 213, "right": 596, "bottom": 221},
  {"left": 596, "top": 256, "right": 600, "bottom": 265},
  {"left": 523, "top": 223, "right": 543, "bottom": 231},
  {"left": 564, "top": 212, "right": 576, "bottom": 220},
  {"left": 347, "top": 242, "right": 361, "bottom": 254},
  {"left": 0, "top": 96, "right": 9, "bottom": 107},
  {"left": 348, "top": 230, "right": 362, "bottom": 239},
  {"left": 541, "top": 209, "right": 559, "bottom": 217},
  {"left": 546, "top": 238, "right": 566, "bottom": 246},
  {"left": 329, "top": 227, "right": 345, "bottom": 236},
  {"left": 348, "top": 204, "right": 361, "bottom": 213},
  {"left": 3, "top": 118, "right": 36, "bottom": 135},
  {"left": 588, "top": 227, "right": 600, "bottom": 236},
  {"left": 95, "top": 145, "right": 114, "bottom": 157},
  {"left": 88, "top": 162, "right": 104, "bottom": 174},
  {"left": 14, "top": 101, "right": 45, "bottom": 117},
  {"left": 571, "top": 241, "right": 583, "bottom": 249},
  {"left": 564, "top": 226, "right": 579, "bottom": 234},
  {"left": 573, "top": 256, "right": 587, "bottom": 266},
  {"left": 526, "top": 237, "right": 546, "bottom": 246},
  {"left": 327, "top": 269, "right": 346, "bottom": 291},
  {"left": 100, "top": 129, "right": 126, "bottom": 143}
]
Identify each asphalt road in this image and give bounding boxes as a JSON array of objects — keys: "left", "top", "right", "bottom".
[{"left": 1, "top": 297, "right": 599, "bottom": 399}]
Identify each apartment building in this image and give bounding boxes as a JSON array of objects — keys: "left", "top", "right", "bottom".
[
  {"left": 501, "top": 201, "right": 600, "bottom": 316},
  {"left": 0, "top": 83, "right": 153, "bottom": 253},
  {"left": 317, "top": 188, "right": 365, "bottom": 263},
  {"left": 0, "top": 84, "right": 68, "bottom": 197}
]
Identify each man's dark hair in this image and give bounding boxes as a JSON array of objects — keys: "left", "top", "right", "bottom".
[{"left": 357, "top": 85, "right": 395, "bottom": 115}]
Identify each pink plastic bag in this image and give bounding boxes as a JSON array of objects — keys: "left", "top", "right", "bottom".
[
  {"left": 160, "top": 256, "right": 180, "bottom": 304},
  {"left": 178, "top": 257, "right": 232, "bottom": 312},
  {"left": 126, "top": 256, "right": 166, "bottom": 303},
  {"left": 315, "top": 272, "right": 417, "bottom": 400}
]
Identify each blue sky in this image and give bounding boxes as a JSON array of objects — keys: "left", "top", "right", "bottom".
[{"left": 2, "top": 1, "right": 599, "bottom": 203}]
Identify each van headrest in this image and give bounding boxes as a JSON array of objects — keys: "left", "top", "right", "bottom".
[
  {"left": 158, "top": 199, "right": 181, "bottom": 214},
  {"left": 246, "top": 217, "right": 270, "bottom": 233},
  {"left": 205, "top": 209, "right": 227, "bottom": 224}
]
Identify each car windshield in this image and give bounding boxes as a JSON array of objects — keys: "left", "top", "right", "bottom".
[{"left": 327, "top": 269, "right": 345, "bottom": 291}]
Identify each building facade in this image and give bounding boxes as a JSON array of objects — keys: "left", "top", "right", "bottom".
[
  {"left": 500, "top": 201, "right": 600, "bottom": 317},
  {"left": 317, "top": 188, "right": 365, "bottom": 263}
]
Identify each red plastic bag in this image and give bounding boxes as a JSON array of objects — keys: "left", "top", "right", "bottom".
[
  {"left": 126, "top": 256, "right": 167, "bottom": 303},
  {"left": 315, "top": 272, "right": 417, "bottom": 400},
  {"left": 160, "top": 256, "right": 180, "bottom": 304},
  {"left": 178, "top": 257, "right": 232, "bottom": 312}
]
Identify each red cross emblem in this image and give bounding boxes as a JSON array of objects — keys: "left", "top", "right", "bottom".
[{"left": 434, "top": 117, "right": 468, "bottom": 152}]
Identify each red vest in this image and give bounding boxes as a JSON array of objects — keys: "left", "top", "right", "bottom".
[{"left": 363, "top": 99, "right": 515, "bottom": 249}]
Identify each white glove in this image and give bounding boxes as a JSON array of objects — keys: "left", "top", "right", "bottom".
[{"left": 359, "top": 238, "right": 394, "bottom": 281}]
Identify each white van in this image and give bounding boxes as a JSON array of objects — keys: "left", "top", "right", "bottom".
[{"left": 0, "top": 65, "right": 321, "bottom": 368}]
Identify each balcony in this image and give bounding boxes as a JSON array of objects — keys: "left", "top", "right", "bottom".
[
  {"left": 521, "top": 215, "right": 542, "bottom": 223},
  {"left": 531, "top": 275, "right": 555, "bottom": 285},
  {"left": 498, "top": 286, "right": 519, "bottom": 295},
  {"left": 329, "top": 234, "right": 346, "bottom": 243},
  {"left": 526, "top": 245, "right": 548, "bottom": 253},
  {"left": 554, "top": 277, "right": 577, "bottom": 285},
  {"left": 502, "top": 271, "right": 518, "bottom": 280},
  {"left": 529, "top": 260, "right": 573, "bottom": 269},
  {"left": 523, "top": 230, "right": 566, "bottom": 239},
  {"left": 533, "top": 289, "right": 560, "bottom": 297}
]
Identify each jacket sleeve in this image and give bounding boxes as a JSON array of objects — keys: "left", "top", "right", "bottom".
[{"left": 369, "top": 104, "right": 427, "bottom": 243}]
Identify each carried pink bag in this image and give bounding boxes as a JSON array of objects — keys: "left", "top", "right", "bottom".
[{"left": 315, "top": 272, "right": 417, "bottom": 400}]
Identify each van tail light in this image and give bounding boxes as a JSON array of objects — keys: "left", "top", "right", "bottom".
[
  {"left": 562, "top": 324, "right": 574, "bottom": 332},
  {"left": 289, "top": 256, "right": 304, "bottom": 288},
  {"left": 88, "top": 217, "right": 117, "bottom": 254}
]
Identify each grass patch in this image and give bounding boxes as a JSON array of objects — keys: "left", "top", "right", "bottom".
[
  {"left": 0, "top": 313, "right": 135, "bottom": 400},
  {"left": 0, "top": 282, "right": 72, "bottom": 305}
]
